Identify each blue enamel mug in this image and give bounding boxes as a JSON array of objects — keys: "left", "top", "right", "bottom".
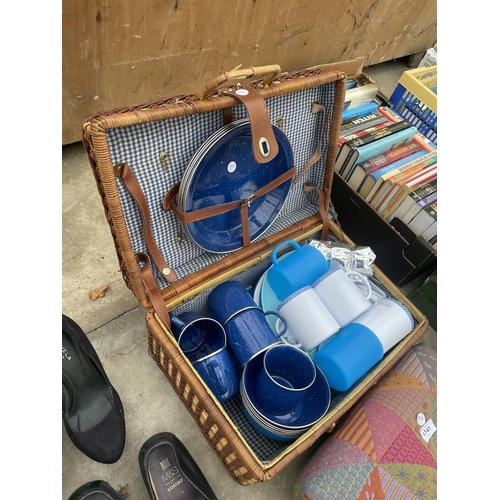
[
  {"left": 172, "top": 311, "right": 238, "bottom": 403},
  {"left": 208, "top": 281, "right": 287, "bottom": 366},
  {"left": 255, "top": 344, "right": 316, "bottom": 415},
  {"left": 190, "top": 338, "right": 239, "bottom": 404},
  {"left": 170, "top": 311, "right": 222, "bottom": 356}
]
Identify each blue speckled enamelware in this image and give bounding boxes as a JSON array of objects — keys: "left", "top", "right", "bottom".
[
  {"left": 180, "top": 120, "right": 294, "bottom": 253},
  {"left": 241, "top": 404, "right": 300, "bottom": 442},
  {"left": 241, "top": 349, "right": 331, "bottom": 430},
  {"left": 208, "top": 280, "right": 257, "bottom": 324}
]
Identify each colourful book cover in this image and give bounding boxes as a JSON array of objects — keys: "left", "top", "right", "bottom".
[
  {"left": 347, "top": 141, "right": 422, "bottom": 191},
  {"left": 380, "top": 166, "right": 437, "bottom": 219},
  {"left": 339, "top": 113, "right": 387, "bottom": 138},
  {"left": 394, "top": 179, "right": 438, "bottom": 224},
  {"left": 338, "top": 123, "right": 391, "bottom": 146},
  {"left": 339, "top": 122, "right": 415, "bottom": 179},
  {"left": 359, "top": 148, "right": 428, "bottom": 201},
  {"left": 356, "top": 140, "right": 421, "bottom": 171},
  {"left": 377, "top": 106, "right": 437, "bottom": 152},
  {"left": 342, "top": 102, "right": 379, "bottom": 122}
]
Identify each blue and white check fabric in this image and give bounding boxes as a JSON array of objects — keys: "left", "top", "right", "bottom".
[{"left": 106, "top": 81, "right": 336, "bottom": 289}]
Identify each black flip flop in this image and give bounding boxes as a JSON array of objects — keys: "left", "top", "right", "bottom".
[
  {"left": 138, "top": 432, "right": 218, "bottom": 500},
  {"left": 68, "top": 480, "right": 122, "bottom": 500},
  {"left": 62, "top": 314, "right": 126, "bottom": 464}
]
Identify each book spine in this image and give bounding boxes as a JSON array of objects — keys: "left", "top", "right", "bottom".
[
  {"left": 364, "top": 149, "right": 429, "bottom": 203},
  {"left": 397, "top": 180, "right": 437, "bottom": 224},
  {"left": 356, "top": 141, "right": 421, "bottom": 172},
  {"left": 338, "top": 123, "right": 390, "bottom": 146},
  {"left": 423, "top": 203, "right": 438, "bottom": 221},
  {"left": 383, "top": 152, "right": 437, "bottom": 183},
  {"left": 339, "top": 114, "right": 388, "bottom": 138},
  {"left": 379, "top": 162, "right": 437, "bottom": 219},
  {"left": 416, "top": 190, "right": 438, "bottom": 208},
  {"left": 379, "top": 184, "right": 415, "bottom": 219},
  {"left": 377, "top": 106, "right": 437, "bottom": 152},
  {"left": 405, "top": 164, "right": 437, "bottom": 188},
  {"left": 355, "top": 126, "right": 418, "bottom": 166},
  {"left": 374, "top": 159, "right": 436, "bottom": 213},
  {"left": 344, "top": 84, "right": 379, "bottom": 111},
  {"left": 342, "top": 102, "right": 379, "bottom": 122},
  {"left": 346, "top": 120, "right": 412, "bottom": 148},
  {"left": 346, "top": 79, "right": 358, "bottom": 90},
  {"left": 408, "top": 203, "right": 437, "bottom": 235},
  {"left": 340, "top": 112, "right": 379, "bottom": 130}
]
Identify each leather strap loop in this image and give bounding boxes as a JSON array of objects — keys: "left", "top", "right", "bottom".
[
  {"left": 135, "top": 252, "right": 171, "bottom": 329},
  {"left": 292, "top": 102, "right": 327, "bottom": 187},
  {"left": 221, "top": 84, "right": 278, "bottom": 164},
  {"left": 222, "top": 106, "right": 233, "bottom": 125},
  {"left": 114, "top": 163, "right": 177, "bottom": 282},
  {"left": 303, "top": 182, "right": 330, "bottom": 241}
]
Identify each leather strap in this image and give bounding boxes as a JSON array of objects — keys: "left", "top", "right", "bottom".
[
  {"left": 292, "top": 102, "right": 326, "bottom": 187},
  {"left": 303, "top": 182, "right": 330, "bottom": 241},
  {"left": 114, "top": 163, "right": 177, "bottom": 282},
  {"left": 136, "top": 252, "right": 171, "bottom": 329},
  {"left": 163, "top": 167, "right": 294, "bottom": 246},
  {"left": 221, "top": 84, "right": 278, "bottom": 163},
  {"left": 222, "top": 107, "right": 233, "bottom": 125}
]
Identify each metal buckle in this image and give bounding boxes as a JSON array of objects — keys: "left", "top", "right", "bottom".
[{"left": 242, "top": 194, "right": 255, "bottom": 208}]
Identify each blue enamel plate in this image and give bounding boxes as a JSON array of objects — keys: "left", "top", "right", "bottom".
[{"left": 179, "top": 120, "right": 294, "bottom": 253}]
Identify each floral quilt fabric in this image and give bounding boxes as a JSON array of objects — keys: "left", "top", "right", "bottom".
[{"left": 296, "top": 343, "right": 437, "bottom": 500}]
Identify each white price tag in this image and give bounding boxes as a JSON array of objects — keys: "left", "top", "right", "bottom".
[{"left": 420, "top": 419, "right": 437, "bottom": 443}]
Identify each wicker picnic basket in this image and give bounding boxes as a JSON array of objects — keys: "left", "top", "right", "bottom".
[{"left": 82, "top": 64, "right": 428, "bottom": 485}]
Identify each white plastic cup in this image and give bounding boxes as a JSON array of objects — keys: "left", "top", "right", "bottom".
[
  {"left": 351, "top": 297, "right": 415, "bottom": 353},
  {"left": 313, "top": 262, "right": 372, "bottom": 327},
  {"left": 277, "top": 286, "right": 340, "bottom": 352}
]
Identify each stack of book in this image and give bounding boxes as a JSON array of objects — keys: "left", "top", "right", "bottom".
[{"left": 336, "top": 84, "right": 437, "bottom": 250}]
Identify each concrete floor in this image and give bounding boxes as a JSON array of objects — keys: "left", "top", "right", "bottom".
[{"left": 62, "top": 58, "right": 437, "bottom": 499}]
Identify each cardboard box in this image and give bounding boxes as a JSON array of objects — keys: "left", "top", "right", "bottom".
[{"left": 331, "top": 174, "right": 437, "bottom": 287}]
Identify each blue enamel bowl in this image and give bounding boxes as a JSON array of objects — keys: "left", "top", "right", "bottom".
[{"left": 241, "top": 349, "right": 331, "bottom": 430}]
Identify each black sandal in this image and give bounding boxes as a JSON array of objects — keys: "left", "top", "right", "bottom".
[
  {"left": 138, "top": 432, "right": 218, "bottom": 500},
  {"left": 62, "top": 314, "right": 126, "bottom": 464},
  {"left": 68, "top": 480, "right": 122, "bottom": 500}
]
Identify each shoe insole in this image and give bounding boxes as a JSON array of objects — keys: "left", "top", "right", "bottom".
[
  {"left": 62, "top": 330, "right": 113, "bottom": 433},
  {"left": 147, "top": 445, "right": 207, "bottom": 500}
]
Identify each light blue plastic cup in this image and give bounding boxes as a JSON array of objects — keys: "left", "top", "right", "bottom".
[
  {"left": 314, "top": 323, "right": 384, "bottom": 392},
  {"left": 266, "top": 241, "right": 329, "bottom": 301}
]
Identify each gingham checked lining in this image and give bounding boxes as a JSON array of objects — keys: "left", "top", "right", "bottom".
[{"left": 106, "top": 82, "right": 335, "bottom": 289}]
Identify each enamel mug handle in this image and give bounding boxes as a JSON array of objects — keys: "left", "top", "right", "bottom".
[
  {"left": 263, "top": 311, "right": 287, "bottom": 337},
  {"left": 206, "top": 360, "right": 226, "bottom": 397}
]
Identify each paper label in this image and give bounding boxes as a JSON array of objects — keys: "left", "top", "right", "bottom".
[
  {"left": 417, "top": 413, "right": 426, "bottom": 426},
  {"left": 420, "top": 419, "right": 437, "bottom": 443}
]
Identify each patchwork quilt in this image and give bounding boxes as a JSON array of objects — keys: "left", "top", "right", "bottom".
[{"left": 296, "top": 343, "right": 437, "bottom": 499}]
